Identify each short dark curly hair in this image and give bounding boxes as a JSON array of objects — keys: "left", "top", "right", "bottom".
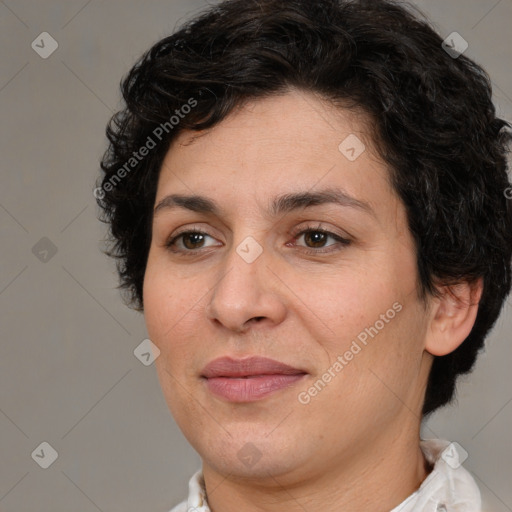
[{"left": 96, "top": 0, "right": 512, "bottom": 416}]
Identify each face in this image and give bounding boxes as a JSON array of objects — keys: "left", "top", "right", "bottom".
[{"left": 143, "top": 89, "right": 434, "bottom": 483}]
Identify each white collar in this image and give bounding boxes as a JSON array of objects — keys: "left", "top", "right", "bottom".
[
  {"left": 390, "top": 439, "right": 481, "bottom": 512},
  {"left": 171, "top": 439, "right": 481, "bottom": 512}
]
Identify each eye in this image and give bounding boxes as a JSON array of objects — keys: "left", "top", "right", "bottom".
[
  {"left": 164, "top": 225, "right": 351, "bottom": 256},
  {"left": 290, "top": 225, "right": 351, "bottom": 254},
  {"left": 165, "top": 229, "right": 220, "bottom": 254}
]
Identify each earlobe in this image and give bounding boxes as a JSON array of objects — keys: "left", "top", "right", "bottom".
[{"left": 425, "top": 278, "right": 484, "bottom": 357}]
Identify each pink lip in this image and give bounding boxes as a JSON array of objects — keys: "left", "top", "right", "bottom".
[{"left": 201, "top": 356, "right": 307, "bottom": 402}]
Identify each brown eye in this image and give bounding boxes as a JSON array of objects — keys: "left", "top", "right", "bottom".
[
  {"left": 165, "top": 230, "right": 219, "bottom": 254},
  {"left": 182, "top": 232, "right": 206, "bottom": 250},
  {"left": 303, "top": 230, "right": 329, "bottom": 248},
  {"left": 291, "top": 227, "right": 352, "bottom": 255}
]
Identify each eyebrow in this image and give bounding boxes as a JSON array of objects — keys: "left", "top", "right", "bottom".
[{"left": 153, "top": 187, "right": 375, "bottom": 219}]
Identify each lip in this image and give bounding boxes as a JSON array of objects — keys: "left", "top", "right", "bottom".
[{"left": 201, "top": 356, "right": 308, "bottom": 402}]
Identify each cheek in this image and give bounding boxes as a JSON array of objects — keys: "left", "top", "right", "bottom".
[
  {"left": 301, "top": 263, "right": 424, "bottom": 398},
  {"left": 143, "top": 259, "right": 207, "bottom": 377},
  {"left": 143, "top": 268, "right": 171, "bottom": 348},
  {"left": 144, "top": 263, "right": 206, "bottom": 427},
  {"left": 299, "top": 305, "right": 426, "bottom": 441},
  {"left": 153, "top": 355, "right": 214, "bottom": 451},
  {"left": 340, "top": 298, "right": 427, "bottom": 408},
  {"left": 294, "top": 269, "right": 399, "bottom": 354},
  {"left": 143, "top": 255, "right": 190, "bottom": 343}
]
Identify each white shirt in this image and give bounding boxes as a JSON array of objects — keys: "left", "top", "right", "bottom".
[{"left": 169, "top": 439, "right": 481, "bottom": 512}]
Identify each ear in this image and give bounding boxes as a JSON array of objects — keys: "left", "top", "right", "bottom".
[{"left": 424, "top": 277, "right": 484, "bottom": 357}]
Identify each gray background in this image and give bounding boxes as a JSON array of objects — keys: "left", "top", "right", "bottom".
[{"left": 0, "top": 1, "right": 511, "bottom": 511}]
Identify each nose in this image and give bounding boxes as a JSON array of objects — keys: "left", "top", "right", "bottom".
[{"left": 205, "top": 239, "right": 287, "bottom": 333}]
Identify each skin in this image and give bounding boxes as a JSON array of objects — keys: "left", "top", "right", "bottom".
[{"left": 143, "top": 88, "right": 482, "bottom": 512}]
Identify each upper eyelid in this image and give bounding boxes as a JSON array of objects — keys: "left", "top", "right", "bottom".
[{"left": 170, "top": 223, "right": 344, "bottom": 238}]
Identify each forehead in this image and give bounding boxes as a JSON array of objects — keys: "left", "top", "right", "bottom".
[
  {"left": 173, "top": 90, "right": 379, "bottom": 162},
  {"left": 156, "top": 89, "right": 398, "bottom": 224}
]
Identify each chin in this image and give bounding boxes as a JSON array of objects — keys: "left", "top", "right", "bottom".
[{"left": 198, "top": 430, "right": 310, "bottom": 480}]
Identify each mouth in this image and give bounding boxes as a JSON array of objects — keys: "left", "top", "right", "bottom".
[{"left": 201, "top": 356, "right": 308, "bottom": 402}]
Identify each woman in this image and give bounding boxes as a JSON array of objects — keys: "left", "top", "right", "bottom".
[{"left": 96, "top": 0, "right": 512, "bottom": 510}]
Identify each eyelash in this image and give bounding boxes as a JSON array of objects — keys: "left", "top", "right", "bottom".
[{"left": 165, "top": 224, "right": 351, "bottom": 256}]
